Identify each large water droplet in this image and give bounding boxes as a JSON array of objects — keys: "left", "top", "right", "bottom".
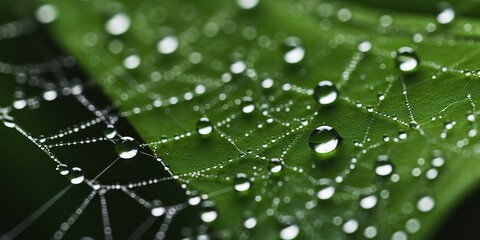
[
  {"left": 151, "top": 200, "right": 166, "bottom": 217},
  {"left": 68, "top": 167, "right": 84, "bottom": 184},
  {"left": 233, "top": 173, "right": 252, "bottom": 192},
  {"left": 197, "top": 117, "right": 213, "bottom": 136},
  {"left": 308, "top": 126, "right": 342, "bottom": 154},
  {"left": 104, "top": 125, "right": 117, "bottom": 139},
  {"left": 157, "top": 36, "right": 179, "bottom": 54},
  {"left": 200, "top": 201, "right": 218, "bottom": 223},
  {"left": 115, "top": 136, "right": 139, "bottom": 159},
  {"left": 395, "top": 47, "right": 420, "bottom": 73},
  {"left": 268, "top": 158, "right": 283, "bottom": 174},
  {"left": 283, "top": 37, "right": 305, "bottom": 64},
  {"left": 105, "top": 13, "right": 131, "bottom": 35},
  {"left": 241, "top": 97, "right": 255, "bottom": 114},
  {"left": 316, "top": 179, "right": 335, "bottom": 200},
  {"left": 375, "top": 155, "right": 394, "bottom": 176},
  {"left": 314, "top": 81, "right": 338, "bottom": 105},
  {"left": 279, "top": 220, "right": 300, "bottom": 240},
  {"left": 436, "top": 2, "right": 455, "bottom": 25}
]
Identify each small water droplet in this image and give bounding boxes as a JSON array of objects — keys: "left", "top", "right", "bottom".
[
  {"left": 200, "top": 201, "right": 218, "bottom": 223},
  {"left": 395, "top": 47, "right": 420, "bottom": 73},
  {"left": 236, "top": 0, "right": 259, "bottom": 9},
  {"left": 104, "top": 125, "right": 117, "bottom": 139},
  {"left": 68, "top": 167, "right": 84, "bottom": 184},
  {"left": 364, "top": 226, "right": 377, "bottom": 238},
  {"left": 35, "top": 4, "right": 58, "bottom": 24},
  {"left": 188, "top": 192, "right": 202, "bottom": 206},
  {"left": 231, "top": 60, "right": 246, "bottom": 74},
  {"left": 241, "top": 97, "right": 255, "bottom": 114},
  {"left": 357, "top": 40, "right": 372, "bottom": 53},
  {"left": 233, "top": 173, "right": 252, "bottom": 192},
  {"left": 314, "top": 81, "right": 338, "bottom": 105},
  {"left": 279, "top": 219, "right": 300, "bottom": 240},
  {"left": 2, "top": 115, "right": 16, "bottom": 128},
  {"left": 360, "top": 195, "right": 378, "bottom": 209},
  {"left": 115, "top": 136, "right": 139, "bottom": 159},
  {"left": 417, "top": 196, "right": 435, "bottom": 212},
  {"left": 268, "top": 158, "right": 283, "bottom": 174},
  {"left": 151, "top": 200, "right": 166, "bottom": 217},
  {"left": 157, "top": 36, "right": 179, "bottom": 54},
  {"left": 105, "top": 13, "right": 131, "bottom": 35},
  {"left": 436, "top": 2, "right": 455, "bottom": 25},
  {"left": 316, "top": 179, "right": 335, "bottom": 200},
  {"left": 283, "top": 37, "right": 305, "bottom": 64},
  {"left": 244, "top": 217, "right": 257, "bottom": 229},
  {"left": 342, "top": 219, "right": 359, "bottom": 234},
  {"left": 375, "top": 155, "right": 394, "bottom": 176},
  {"left": 308, "top": 126, "right": 342, "bottom": 154},
  {"left": 197, "top": 117, "right": 213, "bottom": 136},
  {"left": 398, "top": 130, "right": 408, "bottom": 140},
  {"left": 56, "top": 164, "right": 69, "bottom": 176}
]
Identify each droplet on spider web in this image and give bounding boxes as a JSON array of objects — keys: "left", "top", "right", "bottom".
[
  {"left": 268, "top": 158, "right": 283, "bottom": 174},
  {"left": 236, "top": 0, "right": 259, "bottom": 9},
  {"left": 283, "top": 37, "right": 305, "bottom": 64},
  {"left": 196, "top": 117, "right": 213, "bottom": 136},
  {"left": 417, "top": 196, "right": 435, "bottom": 212},
  {"left": 395, "top": 47, "right": 420, "bottom": 73},
  {"left": 105, "top": 13, "right": 131, "bottom": 35},
  {"left": 279, "top": 218, "right": 300, "bottom": 240},
  {"left": 56, "top": 164, "right": 69, "bottom": 176},
  {"left": 241, "top": 97, "right": 255, "bottom": 114},
  {"left": 342, "top": 219, "right": 359, "bottom": 234},
  {"left": 244, "top": 216, "right": 257, "bottom": 229},
  {"left": 359, "top": 195, "right": 378, "bottom": 209},
  {"left": 35, "top": 4, "right": 58, "bottom": 24},
  {"left": 188, "top": 191, "right": 202, "bottom": 206},
  {"left": 233, "top": 173, "right": 252, "bottom": 192},
  {"left": 374, "top": 155, "right": 394, "bottom": 176},
  {"left": 308, "top": 126, "right": 342, "bottom": 154},
  {"left": 68, "top": 167, "right": 84, "bottom": 185},
  {"left": 115, "top": 136, "right": 139, "bottom": 159},
  {"left": 313, "top": 81, "right": 338, "bottom": 105},
  {"left": 436, "top": 2, "right": 455, "bottom": 25},
  {"left": 104, "top": 125, "right": 117, "bottom": 139},
  {"left": 316, "top": 179, "right": 335, "bottom": 200},
  {"left": 200, "top": 201, "right": 218, "bottom": 223},
  {"left": 151, "top": 200, "right": 166, "bottom": 217},
  {"left": 357, "top": 40, "right": 372, "bottom": 53},
  {"left": 2, "top": 115, "right": 16, "bottom": 128},
  {"left": 157, "top": 36, "right": 179, "bottom": 54}
]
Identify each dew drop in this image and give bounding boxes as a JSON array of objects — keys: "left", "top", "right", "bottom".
[
  {"left": 157, "top": 36, "right": 179, "bottom": 54},
  {"left": 236, "top": 0, "right": 259, "bottom": 9},
  {"left": 200, "top": 201, "right": 218, "bottom": 223},
  {"left": 104, "top": 125, "right": 117, "bottom": 139},
  {"left": 364, "top": 226, "right": 377, "bottom": 239},
  {"left": 395, "top": 47, "right": 420, "bottom": 73},
  {"left": 2, "top": 115, "right": 16, "bottom": 128},
  {"left": 151, "top": 200, "right": 166, "bottom": 217},
  {"left": 188, "top": 192, "right": 202, "bottom": 206},
  {"left": 233, "top": 173, "right": 252, "bottom": 192},
  {"left": 196, "top": 117, "right": 213, "bottom": 136},
  {"left": 115, "top": 136, "right": 139, "bottom": 159},
  {"left": 268, "top": 158, "right": 283, "bottom": 174},
  {"left": 68, "top": 167, "right": 84, "bottom": 185},
  {"left": 342, "top": 219, "right": 359, "bottom": 234},
  {"left": 283, "top": 37, "right": 305, "bottom": 64},
  {"left": 56, "top": 164, "right": 69, "bottom": 176},
  {"left": 241, "top": 97, "right": 255, "bottom": 114},
  {"left": 123, "top": 55, "right": 141, "bottom": 69},
  {"left": 360, "top": 195, "right": 378, "bottom": 209},
  {"left": 375, "top": 155, "right": 394, "bottom": 176},
  {"left": 358, "top": 40, "right": 372, "bottom": 53},
  {"left": 231, "top": 60, "right": 246, "bottom": 74},
  {"left": 105, "top": 13, "right": 131, "bottom": 35},
  {"left": 244, "top": 217, "right": 257, "bottom": 229},
  {"left": 436, "top": 2, "right": 455, "bottom": 25},
  {"left": 417, "top": 196, "right": 435, "bottom": 212},
  {"left": 279, "top": 220, "right": 300, "bottom": 240},
  {"left": 308, "top": 126, "right": 342, "bottom": 154},
  {"left": 316, "top": 179, "right": 335, "bottom": 200},
  {"left": 314, "top": 81, "right": 338, "bottom": 105},
  {"left": 35, "top": 4, "right": 58, "bottom": 24},
  {"left": 398, "top": 130, "right": 408, "bottom": 140}
]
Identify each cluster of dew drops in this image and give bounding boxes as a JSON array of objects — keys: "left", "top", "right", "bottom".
[{"left": 1, "top": 0, "right": 471, "bottom": 239}]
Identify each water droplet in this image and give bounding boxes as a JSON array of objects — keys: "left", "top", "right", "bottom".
[
  {"left": 115, "top": 136, "right": 139, "bottom": 159},
  {"left": 316, "top": 179, "right": 335, "bottom": 200},
  {"left": 233, "top": 173, "right": 252, "bottom": 192},
  {"left": 279, "top": 220, "right": 300, "bottom": 240},
  {"left": 375, "top": 155, "right": 394, "bottom": 176},
  {"left": 241, "top": 97, "right": 255, "bottom": 114},
  {"left": 196, "top": 117, "right": 213, "bottom": 136},
  {"left": 56, "top": 164, "right": 69, "bottom": 176},
  {"left": 395, "top": 47, "right": 420, "bottom": 73},
  {"left": 431, "top": 155, "right": 445, "bottom": 167},
  {"left": 364, "top": 226, "right": 377, "bottom": 238},
  {"left": 283, "top": 37, "right": 305, "bottom": 64},
  {"left": 268, "top": 158, "right": 283, "bottom": 174},
  {"left": 188, "top": 192, "right": 202, "bottom": 206},
  {"left": 392, "top": 231, "right": 408, "bottom": 240},
  {"left": 314, "top": 81, "right": 338, "bottom": 105},
  {"left": 358, "top": 40, "right": 372, "bottom": 53},
  {"left": 360, "top": 195, "right": 378, "bottom": 209},
  {"left": 2, "top": 115, "right": 16, "bottom": 128},
  {"left": 104, "top": 125, "right": 117, "bottom": 139},
  {"left": 406, "top": 218, "right": 421, "bottom": 233},
  {"left": 261, "top": 77, "right": 274, "bottom": 89},
  {"left": 236, "top": 0, "right": 259, "bottom": 9},
  {"left": 68, "top": 167, "right": 84, "bottom": 184},
  {"left": 105, "top": 13, "right": 131, "bottom": 35},
  {"left": 417, "top": 196, "right": 435, "bottom": 212},
  {"left": 342, "top": 219, "right": 359, "bottom": 234},
  {"left": 200, "top": 201, "right": 218, "bottom": 223},
  {"left": 436, "top": 2, "right": 455, "bottom": 25},
  {"left": 35, "top": 4, "right": 58, "bottom": 24},
  {"left": 151, "top": 200, "right": 166, "bottom": 217},
  {"left": 308, "top": 126, "right": 342, "bottom": 154},
  {"left": 244, "top": 217, "right": 257, "bottom": 229},
  {"left": 157, "top": 36, "right": 179, "bottom": 54},
  {"left": 230, "top": 60, "right": 246, "bottom": 74},
  {"left": 398, "top": 130, "right": 408, "bottom": 140},
  {"left": 123, "top": 55, "right": 141, "bottom": 69}
]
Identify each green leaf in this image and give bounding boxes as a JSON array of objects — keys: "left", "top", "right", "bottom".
[{"left": 23, "top": 0, "right": 480, "bottom": 239}]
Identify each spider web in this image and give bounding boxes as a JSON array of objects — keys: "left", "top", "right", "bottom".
[{"left": 1, "top": 0, "right": 480, "bottom": 239}]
